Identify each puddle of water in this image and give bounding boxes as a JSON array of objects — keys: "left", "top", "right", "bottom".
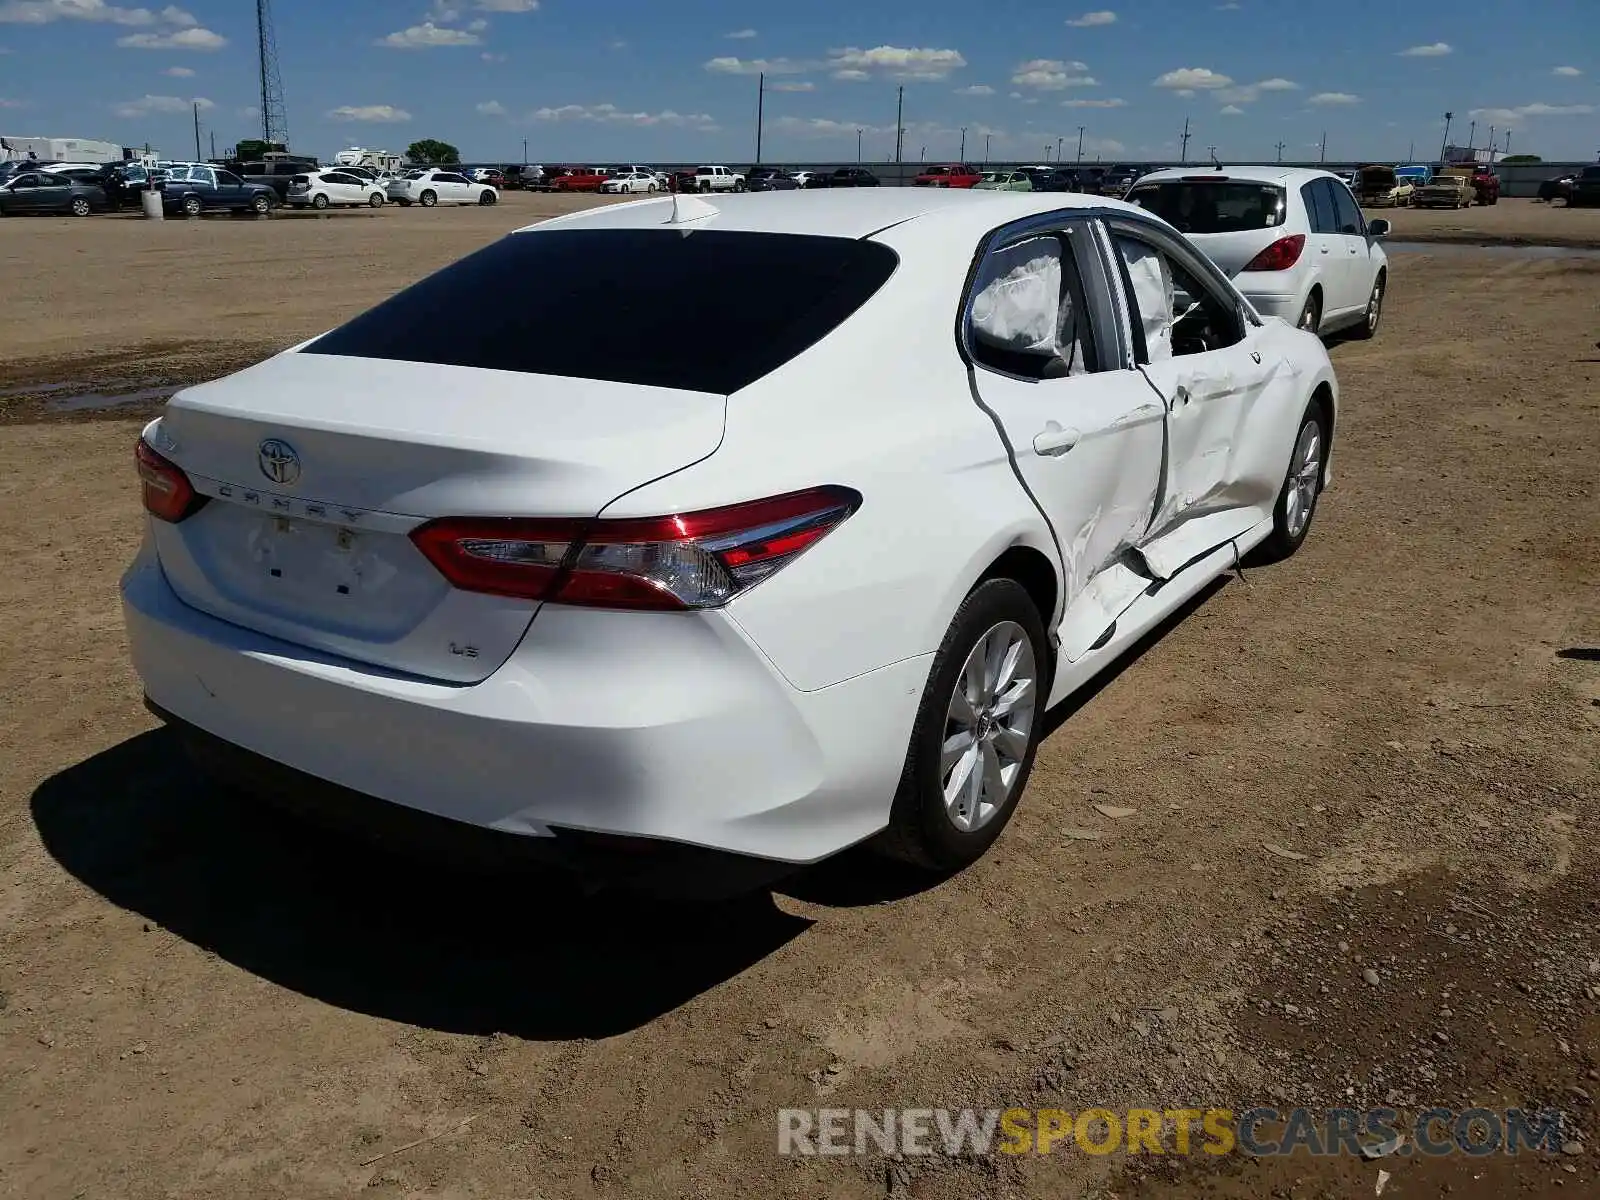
[
  {"left": 1387, "top": 241, "right": 1600, "bottom": 260},
  {"left": 45, "top": 387, "right": 176, "bottom": 414}
]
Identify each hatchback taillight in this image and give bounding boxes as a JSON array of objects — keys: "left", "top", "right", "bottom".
[
  {"left": 135, "top": 438, "right": 205, "bottom": 523},
  {"left": 1241, "top": 234, "right": 1307, "bottom": 273},
  {"left": 409, "top": 486, "right": 861, "bottom": 610}
]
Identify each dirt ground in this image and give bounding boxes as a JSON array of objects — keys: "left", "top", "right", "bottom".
[{"left": 0, "top": 192, "right": 1597, "bottom": 1200}]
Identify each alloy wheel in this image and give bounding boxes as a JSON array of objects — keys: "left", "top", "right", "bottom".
[
  {"left": 1284, "top": 420, "right": 1322, "bottom": 539},
  {"left": 941, "top": 621, "right": 1038, "bottom": 833}
]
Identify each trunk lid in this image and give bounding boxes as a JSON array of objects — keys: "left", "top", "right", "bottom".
[{"left": 148, "top": 350, "right": 726, "bottom": 682}]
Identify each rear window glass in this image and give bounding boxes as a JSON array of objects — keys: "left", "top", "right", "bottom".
[
  {"left": 1124, "top": 182, "right": 1287, "bottom": 233},
  {"left": 303, "top": 229, "right": 899, "bottom": 394}
]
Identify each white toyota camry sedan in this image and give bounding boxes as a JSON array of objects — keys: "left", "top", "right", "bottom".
[{"left": 123, "top": 188, "right": 1338, "bottom": 890}]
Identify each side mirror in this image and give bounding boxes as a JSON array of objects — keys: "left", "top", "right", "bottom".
[{"left": 1367, "top": 219, "right": 1391, "bottom": 239}]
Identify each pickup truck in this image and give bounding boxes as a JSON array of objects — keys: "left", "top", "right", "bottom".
[
  {"left": 692, "top": 165, "right": 746, "bottom": 193},
  {"left": 161, "top": 165, "right": 277, "bottom": 215}
]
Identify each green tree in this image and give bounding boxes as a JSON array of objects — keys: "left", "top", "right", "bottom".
[
  {"left": 1500, "top": 154, "right": 1541, "bottom": 163},
  {"left": 406, "top": 139, "right": 462, "bottom": 165}
]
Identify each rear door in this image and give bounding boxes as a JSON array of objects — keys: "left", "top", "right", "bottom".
[
  {"left": 963, "top": 215, "right": 1167, "bottom": 661},
  {"left": 1106, "top": 219, "right": 1283, "bottom": 578}
]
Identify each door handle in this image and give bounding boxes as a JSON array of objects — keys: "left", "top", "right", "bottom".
[
  {"left": 1320, "top": 245, "right": 1331, "bottom": 254},
  {"left": 1173, "top": 384, "right": 1191, "bottom": 408},
  {"left": 1033, "top": 422, "right": 1081, "bottom": 456}
]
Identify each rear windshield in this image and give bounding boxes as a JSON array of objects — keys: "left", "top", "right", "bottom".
[
  {"left": 303, "top": 229, "right": 899, "bottom": 394},
  {"left": 1124, "top": 181, "right": 1287, "bottom": 233}
]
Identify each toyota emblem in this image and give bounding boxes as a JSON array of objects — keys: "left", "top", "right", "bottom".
[{"left": 258, "top": 438, "right": 301, "bottom": 486}]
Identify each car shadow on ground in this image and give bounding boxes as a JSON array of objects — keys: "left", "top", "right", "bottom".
[
  {"left": 29, "top": 730, "right": 811, "bottom": 1040},
  {"left": 781, "top": 575, "right": 1232, "bottom": 909}
]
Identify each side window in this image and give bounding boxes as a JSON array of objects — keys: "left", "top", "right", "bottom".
[
  {"left": 1301, "top": 181, "right": 1336, "bottom": 234},
  {"left": 1114, "top": 234, "right": 1244, "bottom": 361},
  {"left": 217, "top": 171, "right": 242, "bottom": 187},
  {"left": 966, "top": 230, "right": 1099, "bottom": 380},
  {"left": 1329, "top": 182, "right": 1364, "bottom": 235}
]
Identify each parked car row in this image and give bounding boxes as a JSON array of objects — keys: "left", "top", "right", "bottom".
[
  {"left": 1352, "top": 163, "right": 1500, "bottom": 208},
  {"left": 1536, "top": 165, "right": 1600, "bottom": 207}
]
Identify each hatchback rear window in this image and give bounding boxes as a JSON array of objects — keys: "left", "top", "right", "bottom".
[
  {"left": 303, "top": 229, "right": 899, "bottom": 394},
  {"left": 1124, "top": 181, "right": 1287, "bottom": 233}
]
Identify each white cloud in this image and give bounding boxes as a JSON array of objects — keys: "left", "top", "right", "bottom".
[
  {"left": 1216, "top": 77, "right": 1298, "bottom": 104},
  {"left": 1219, "top": 104, "right": 1244, "bottom": 115},
  {"left": 1013, "top": 58, "right": 1095, "bottom": 89},
  {"left": 237, "top": 104, "right": 258, "bottom": 118},
  {"left": 724, "top": 28, "right": 756, "bottom": 39},
  {"left": 475, "top": 99, "right": 505, "bottom": 115},
  {"left": 1308, "top": 91, "right": 1360, "bottom": 105},
  {"left": 0, "top": 0, "right": 162, "bottom": 25},
  {"left": 1215, "top": 1, "right": 1240, "bottom": 7},
  {"left": 161, "top": 64, "right": 192, "bottom": 75},
  {"left": 117, "top": 25, "right": 223, "bottom": 49},
  {"left": 1, "top": 95, "right": 29, "bottom": 105},
  {"left": 832, "top": 68, "right": 868, "bottom": 81},
  {"left": 771, "top": 116, "right": 890, "bottom": 138},
  {"left": 327, "top": 104, "right": 412, "bottom": 123},
  {"left": 827, "top": 45, "right": 966, "bottom": 81},
  {"left": 1399, "top": 42, "right": 1451, "bottom": 57},
  {"left": 955, "top": 84, "right": 995, "bottom": 96},
  {"left": 1469, "top": 102, "right": 1594, "bottom": 123},
  {"left": 1153, "top": 67, "right": 1232, "bottom": 90},
  {"left": 768, "top": 80, "right": 813, "bottom": 92},
  {"left": 467, "top": 18, "right": 487, "bottom": 32},
  {"left": 480, "top": 51, "right": 505, "bottom": 61},
  {"left": 1552, "top": 66, "right": 1581, "bottom": 77},
  {"left": 704, "top": 54, "right": 807, "bottom": 75},
  {"left": 474, "top": 0, "right": 536, "bottom": 9},
  {"left": 1065, "top": 10, "right": 1116, "bottom": 26},
  {"left": 1061, "top": 96, "right": 1127, "bottom": 108},
  {"left": 157, "top": 5, "right": 191, "bottom": 23},
  {"left": 378, "top": 21, "right": 480, "bottom": 48},
  {"left": 111, "top": 92, "right": 212, "bottom": 117},
  {"left": 529, "top": 103, "right": 718, "bottom": 130}
]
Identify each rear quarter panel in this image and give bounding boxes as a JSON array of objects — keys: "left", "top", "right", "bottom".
[{"left": 597, "top": 231, "right": 1060, "bottom": 693}]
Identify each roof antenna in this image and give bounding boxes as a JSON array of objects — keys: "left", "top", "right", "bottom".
[{"left": 665, "top": 191, "right": 718, "bottom": 225}]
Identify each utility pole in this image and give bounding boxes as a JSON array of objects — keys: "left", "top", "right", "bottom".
[
  {"left": 209, "top": 130, "right": 216, "bottom": 160},
  {"left": 1056, "top": 135, "right": 1063, "bottom": 161},
  {"left": 959, "top": 126, "right": 967, "bottom": 160},
  {"left": 1439, "top": 111, "right": 1453, "bottom": 163},
  {"left": 192, "top": 101, "right": 201, "bottom": 161},
  {"left": 856, "top": 127, "right": 863, "bottom": 163},
  {"left": 1179, "top": 116, "right": 1191, "bottom": 164},
  {"left": 1044, "top": 143, "right": 1052, "bottom": 162},
  {"left": 1407, "top": 139, "right": 1414, "bottom": 161},
  {"left": 522, "top": 138, "right": 527, "bottom": 166},
  {"left": 1076, "top": 125, "right": 1085, "bottom": 162},
  {"left": 894, "top": 85, "right": 904, "bottom": 165},
  {"left": 1501, "top": 130, "right": 1511, "bottom": 161},
  {"left": 1487, "top": 125, "right": 1495, "bottom": 164},
  {"left": 1466, "top": 119, "right": 1476, "bottom": 157},
  {"left": 1206, "top": 144, "right": 1217, "bottom": 165},
  {"left": 919, "top": 145, "right": 925, "bottom": 162},
  {"left": 755, "top": 72, "right": 765, "bottom": 164},
  {"left": 984, "top": 132, "right": 991, "bottom": 164},
  {"left": 1274, "top": 139, "right": 1286, "bottom": 163}
]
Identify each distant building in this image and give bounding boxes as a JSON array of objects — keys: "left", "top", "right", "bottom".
[
  {"left": 1442, "top": 144, "right": 1492, "bottom": 165},
  {"left": 0, "top": 135, "right": 124, "bottom": 164}
]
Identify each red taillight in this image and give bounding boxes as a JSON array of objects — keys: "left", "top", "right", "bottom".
[
  {"left": 409, "top": 486, "right": 861, "bottom": 611},
  {"left": 135, "top": 438, "right": 204, "bottom": 523},
  {"left": 1241, "top": 234, "right": 1307, "bottom": 273}
]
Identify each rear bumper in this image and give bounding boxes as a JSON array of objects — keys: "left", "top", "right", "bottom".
[
  {"left": 1235, "top": 285, "right": 1301, "bottom": 322},
  {"left": 121, "top": 544, "right": 929, "bottom": 868}
]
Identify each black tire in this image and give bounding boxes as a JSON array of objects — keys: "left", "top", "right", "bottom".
[
  {"left": 368, "top": 192, "right": 384, "bottom": 208},
  {"left": 1349, "top": 270, "right": 1384, "bottom": 340},
  {"left": 1297, "top": 290, "right": 1322, "bottom": 335},
  {"left": 479, "top": 190, "right": 496, "bottom": 206},
  {"left": 69, "top": 196, "right": 91, "bottom": 217},
  {"left": 874, "top": 578, "right": 1048, "bottom": 871},
  {"left": 1250, "top": 396, "right": 1330, "bottom": 564},
  {"left": 312, "top": 193, "right": 329, "bottom": 210},
  {"left": 734, "top": 179, "right": 746, "bottom": 192},
  {"left": 252, "top": 194, "right": 271, "bottom": 215},
  {"left": 420, "top": 190, "right": 437, "bottom": 207},
  {"left": 397, "top": 199, "right": 411, "bottom": 207},
  {"left": 182, "top": 195, "right": 202, "bottom": 217}
]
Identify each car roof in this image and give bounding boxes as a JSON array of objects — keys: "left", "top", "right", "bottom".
[
  {"left": 1134, "top": 165, "right": 1345, "bottom": 187},
  {"left": 518, "top": 187, "right": 1146, "bottom": 243}
]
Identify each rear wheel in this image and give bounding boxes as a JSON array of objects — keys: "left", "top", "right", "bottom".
[
  {"left": 875, "top": 579, "right": 1047, "bottom": 871},
  {"left": 69, "top": 196, "right": 91, "bottom": 217},
  {"left": 420, "top": 190, "right": 437, "bottom": 207},
  {"left": 479, "top": 189, "right": 496, "bottom": 205},
  {"left": 1251, "top": 398, "right": 1329, "bottom": 563},
  {"left": 1297, "top": 290, "right": 1322, "bottom": 335},
  {"left": 312, "top": 193, "right": 329, "bottom": 209}
]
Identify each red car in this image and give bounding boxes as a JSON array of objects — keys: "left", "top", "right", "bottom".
[
  {"left": 552, "top": 167, "right": 607, "bottom": 193},
  {"left": 913, "top": 163, "right": 982, "bottom": 188},
  {"left": 1470, "top": 166, "right": 1500, "bottom": 206}
]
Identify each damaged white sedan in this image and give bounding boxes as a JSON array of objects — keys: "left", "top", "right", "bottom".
[{"left": 122, "top": 188, "right": 1337, "bottom": 890}]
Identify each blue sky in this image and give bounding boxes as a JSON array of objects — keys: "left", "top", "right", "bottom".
[{"left": 2, "top": 0, "right": 1596, "bottom": 164}]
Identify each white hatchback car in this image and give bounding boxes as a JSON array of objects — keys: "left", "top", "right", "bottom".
[
  {"left": 386, "top": 168, "right": 497, "bottom": 208},
  {"left": 601, "top": 171, "right": 661, "bottom": 195},
  {"left": 1126, "top": 167, "right": 1390, "bottom": 337},
  {"left": 123, "top": 189, "right": 1338, "bottom": 890},
  {"left": 286, "top": 169, "right": 386, "bottom": 209}
]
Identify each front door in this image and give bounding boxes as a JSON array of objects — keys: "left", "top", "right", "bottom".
[
  {"left": 1326, "top": 178, "right": 1375, "bottom": 318},
  {"left": 1108, "top": 223, "right": 1280, "bottom": 578},
  {"left": 964, "top": 219, "right": 1166, "bottom": 662}
]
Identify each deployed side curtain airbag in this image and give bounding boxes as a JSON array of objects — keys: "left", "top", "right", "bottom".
[
  {"left": 970, "top": 240, "right": 1063, "bottom": 357},
  {"left": 1118, "top": 238, "right": 1175, "bottom": 362}
]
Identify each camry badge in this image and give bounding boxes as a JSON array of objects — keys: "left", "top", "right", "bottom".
[{"left": 258, "top": 438, "right": 301, "bottom": 486}]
